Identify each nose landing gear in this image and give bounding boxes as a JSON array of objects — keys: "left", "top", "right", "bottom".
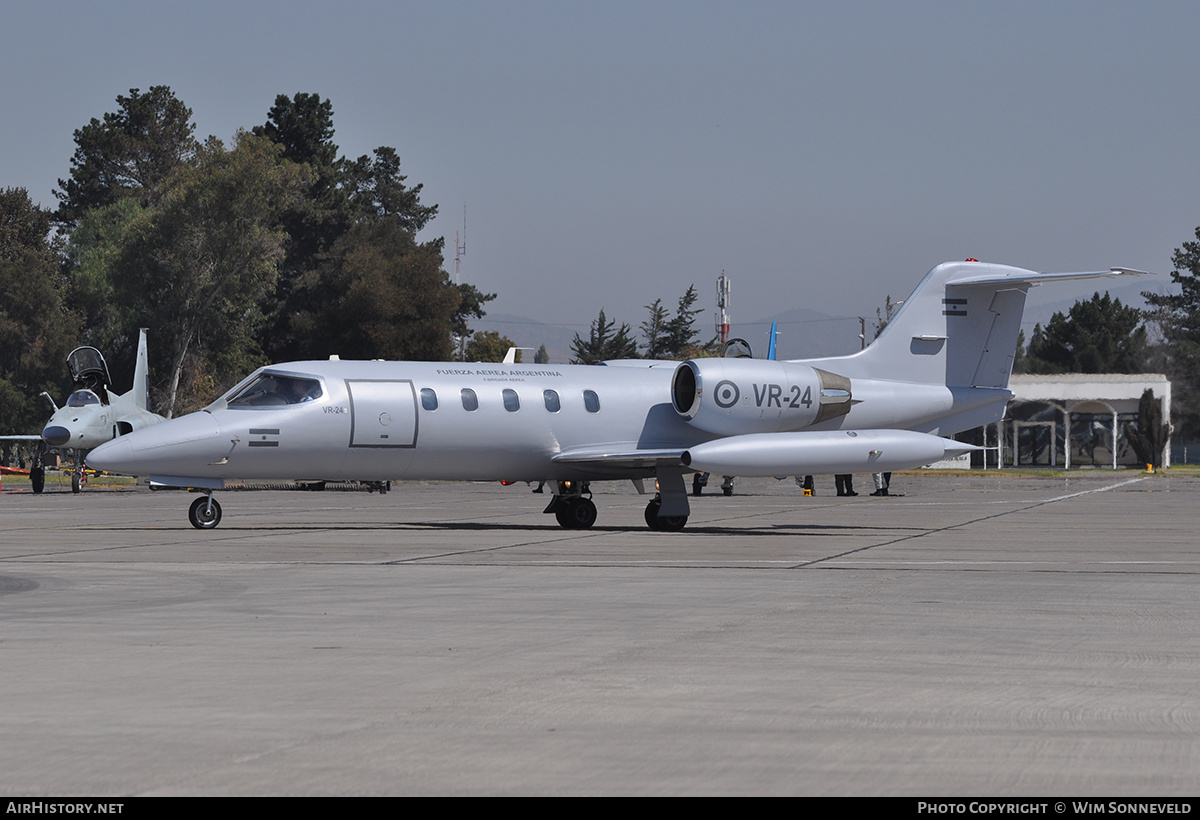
[{"left": 188, "top": 493, "right": 222, "bottom": 529}]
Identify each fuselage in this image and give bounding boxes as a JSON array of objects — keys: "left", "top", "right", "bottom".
[
  {"left": 89, "top": 357, "right": 1004, "bottom": 484},
  {"left": 92, "top": 360, "right": 691, "bottom": 482}
]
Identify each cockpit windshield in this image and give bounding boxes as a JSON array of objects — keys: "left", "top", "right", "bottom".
[
  {"left": 66, "top": 389, "right": 102, "bottom": 408},
  {"left": 226, "top": 373, "right": 324, "bottom": 408}
]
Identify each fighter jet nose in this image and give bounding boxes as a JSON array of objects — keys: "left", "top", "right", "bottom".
[{"left": 42, "top": 425, "right": 72, "bottom": 446}]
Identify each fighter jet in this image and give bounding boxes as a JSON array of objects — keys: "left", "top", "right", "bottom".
[
  {"left": 4, "top": 329, "right": 165, "bottom": 492},
  {"left": 89, "top": 261, "right": 1141, "bottom": 530}
]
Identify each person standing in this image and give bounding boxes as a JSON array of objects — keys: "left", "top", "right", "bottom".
[
  {"left": 871, "top": 472, "right": 891, "bottom": 496},
  {"left": 835, "top": 474, "right": 857, "bottom": 497}
]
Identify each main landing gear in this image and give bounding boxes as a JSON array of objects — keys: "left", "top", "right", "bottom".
[
  {"left": 542, "top": 479, "right": 690, "bottom": 532},
  {"left": 644, "top": 496, "right": 688, "bottom": 532},
  {"left": 30, "top": 445, "right": 46, "bottom": 494},
  {"left": 188, "top": 493, "right": 222, "bottom": 529},
  {"left": 544, "top": 480, "right": 597, "bottom": 529}
]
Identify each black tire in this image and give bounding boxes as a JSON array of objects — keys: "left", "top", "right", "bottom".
[
  {"left": 722, "top": 486, "right": 733, "bottom": 497},
  {"left": 658, "top": 514, "right": 688, "bottom": 532},
  {"left": 644, "top": 499, "right": 688, "bottom": 532},
  {"left": 30, "top": 466, "right": 44, "bottom": 494},
  {"left": 71, "top": 472, "right": 81, "bottom": 494},
  {"left": 645, "top": 499, "right": 661, "bottom": 529},
  {"left": 558, "top": 497, "right": 597, "bottom": 529},
  {"left": 188, "top": 496, "right": 222, "bottom": 530}
]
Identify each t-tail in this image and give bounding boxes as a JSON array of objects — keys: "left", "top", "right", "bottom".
[{"left": 799, "top": 261, "right": 1143, "bottom": 389}]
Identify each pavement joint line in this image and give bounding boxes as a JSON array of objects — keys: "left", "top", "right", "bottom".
[{"left": 793, "top": 476, "right": 1149, "bottom": 569}]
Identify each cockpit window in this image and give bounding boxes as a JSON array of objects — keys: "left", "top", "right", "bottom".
[
  {"left": 67, "top": 390, "right": 101, "bottom": 408},
  {"left": 227, "top": 374, "right": 323, "bottom": 408}
]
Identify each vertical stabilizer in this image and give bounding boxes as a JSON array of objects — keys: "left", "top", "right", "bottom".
[
  {"left": 797, "top": 262, "right": 1131, "bottom": 389},
  {"left": 133, "top": 328, "right": 150, "bottom": 411}
]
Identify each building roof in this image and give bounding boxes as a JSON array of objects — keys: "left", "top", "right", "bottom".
[{"left": 1008, "top": 373, "right": 1170, "bottom": 403}]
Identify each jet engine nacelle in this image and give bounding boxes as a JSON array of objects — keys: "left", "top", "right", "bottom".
[{"left": 671, "top": 359, "right": 853, "bottom": 435}]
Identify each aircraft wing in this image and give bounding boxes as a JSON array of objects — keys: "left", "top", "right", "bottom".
[{"left": 552, "top": 445, "right": 686, "bottom": 469}]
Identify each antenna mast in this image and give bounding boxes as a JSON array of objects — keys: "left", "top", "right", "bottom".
[
  {"left": 715, "top": 270, "right": 731, "bottom": 344},
  {"left": 454, "top": 204, "right": 466, "bottom": 285}
]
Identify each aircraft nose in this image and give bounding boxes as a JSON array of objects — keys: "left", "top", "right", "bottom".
[
  {"left": 89, "top": 437, "right": 134, "bottom": 474},
  {"left": 88, "top": 412, "right": 224, "bottom": 477},
  {"left": 42, "top": 425, "right": 72, "bottom": 446}
]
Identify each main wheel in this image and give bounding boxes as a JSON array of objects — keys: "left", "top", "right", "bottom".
[
  {"left": 30, "top": 466, "right": 44, "bottom": 494},
  {"left": 188, "top": 496, "right": 223, "bottom": 530},
  {"left": 644, "top": 499, "right": 688, "bottom": 532},
  {"left": 557, "top": 497, "right": 597, "bottom": 529}
]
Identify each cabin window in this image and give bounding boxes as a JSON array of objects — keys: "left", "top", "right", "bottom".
[
  {"left": 420, "top": 388, "right": 438, "bottom": 411},
  {"left": 227, "top": 374, "right": 323, "bottom": 407},
  {"left": 460, "top": 388, "right": 478, "bottom": 411},
  {"left": 543, "top": 389, "right": 561, "bottom": 413},
  {"left": 503, "top": 389, "right": 520, "bottom": 412},
  {"left": 583, "top": 390, "right": 600, "bottom": 413}
]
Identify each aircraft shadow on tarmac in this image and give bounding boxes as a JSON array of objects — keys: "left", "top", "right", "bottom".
[{"left": 101, "top": 519, "right": 933, "bottom": 537}]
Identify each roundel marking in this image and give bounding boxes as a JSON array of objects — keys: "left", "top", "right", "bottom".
[{"left": 713, "top": 380, "right": 740, "bottom": 409}]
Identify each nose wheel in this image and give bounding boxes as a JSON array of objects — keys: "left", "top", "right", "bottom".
[{"left": 188, "top": 494, "right": 223, "bottom": 529}]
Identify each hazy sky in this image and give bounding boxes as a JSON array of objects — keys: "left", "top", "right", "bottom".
[{"left": 4, "top": 0, "right": 1197, "bottom": 343}]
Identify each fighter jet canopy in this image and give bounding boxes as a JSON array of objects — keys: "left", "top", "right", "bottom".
[{"left": 66, "top": 347, "right": 111, "bottom": 388}]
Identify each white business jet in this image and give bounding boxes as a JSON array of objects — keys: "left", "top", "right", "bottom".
[{"left": 88, "top": 261, "right": 1141, "bottom": 530}]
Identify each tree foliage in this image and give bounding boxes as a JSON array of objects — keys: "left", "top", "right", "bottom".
[
  {"left": 1144, "top": 227, "right": 1200, "bottom": 439},
  {"left": 640, "top": 285, "right": 719, "bottom": 360},
  {"left": 41, "top": 87, "right": 495, "bottom": 418},
  {"left": 111, "top": 132, "right": 311, "bottom": 416},
  {"left": 291, "top": 219, "right": 465, "bottom": 362},
  {"left": 1124, "top": 389, "right": 1171, "bottom": 468},
  {"left": 1023, "top": 292, "right": 1146, "bottom": 375},
  {"left": 465, "top": 330, "right": 519, "bottom": 363},
  {"left": 251, "top": 93, "right": 464, "bottom": 363},
  {"left": 0, "top": 189, "right": 80, "bottom": 433},
  {"left": 55, "top": 87, "right": 198, "bottom": 229},
  {"left": 571, "top": 308, "right": 638, "bottom": 364}
]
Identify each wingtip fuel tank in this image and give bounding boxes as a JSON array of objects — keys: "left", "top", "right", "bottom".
[{"left": 681, "top": 429, "right": 977, "bottom": 477}]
